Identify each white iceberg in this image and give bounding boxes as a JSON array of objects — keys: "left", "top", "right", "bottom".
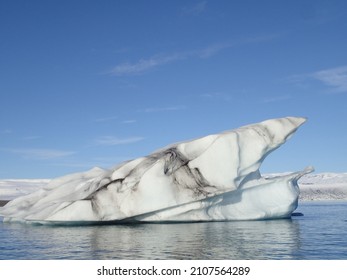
[{"left": 0, "top": 117, "right": 313, "bottom": 224}]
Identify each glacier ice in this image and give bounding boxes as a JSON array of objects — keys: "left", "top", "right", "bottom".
[{"left": 0, "top": 117, "right": 313, "bottom": 224}]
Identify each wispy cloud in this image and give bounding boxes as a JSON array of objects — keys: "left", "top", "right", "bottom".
[
  {"left": 23, "top": 136, "right": 41, "bottom": 141},
  {"left": 139, "top": 105, "right": 186, "bottom": 113},
  {"left": 288, "top": 65, "right": 347, "bottom": 93},
  {"left": 197, "top": 43, "right": 233, "bottom": 58},
  {"left": 108, "top": 47, "right": 225, "bottom": 76},
  {"left": 182, "top": 1, "right": 207, "bottom": 15},
  {"left": 94, "top": 136, "right": 144, "bottom": 146},
  {"left": 121, "top": 120, "right": 137, "bottom": 124},
  {"left": 93, "top": 116, "right": 118, "bottom": 122},
  {"left": 311, "top": 66, "right": 347, "bottom": 93},
  {"left": 109, "top": 35, "right": 277, "bottom": 76},
  {"left": 197, "top": 35, "right": 279, "bottom": 58},
  {"left": 110, "top": 53, "right": 185, "bottom": 76},
  {"left": 4, "top": 148, "right": 76, "bottom": 160},
  {"left": 200, "top": 92, "right": 233, "bottom": 102},
  {"left": 262, "top": 94, "right": 292, "bottom": 103}
]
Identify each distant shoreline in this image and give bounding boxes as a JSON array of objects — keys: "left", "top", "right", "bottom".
[{"left": 0, "top": 200, "right": 9, "bottom": 207}]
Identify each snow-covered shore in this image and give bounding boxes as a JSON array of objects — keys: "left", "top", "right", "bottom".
[
  {"left": 0, "top": 173, "right": 346, "bottom": 203},
  {"left": 298, "top": 173, "right": 347, "bottom": 201},
  {"left": 0, "top": 179, "right": 50, "bottom": 201}
]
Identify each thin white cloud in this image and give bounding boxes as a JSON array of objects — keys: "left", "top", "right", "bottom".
[
  {"left": 311, "top": 66, "right": 347, "bottom": 93},
  {"left": 197, "top": 35, "right": 279, "bottom": 58},
  {"left": 262, "top": 94, "right": 292, "bottom": 103},
  {"left": 140, "top": 105, "right": 186, "bottom": 113},
  {"left": 23, "top": 136, "right": 41, "bottom": 141},
  {"left": 109, "top": 35, "right": 277, "bottom": 76},
  {"left": 94, "top": 136, "right": 144, "bottom": 146},
  {"left": 121, "top": 120, "right": 137, "bottom": 124},
  {"left": 197, "top": 43, "right": 232, "bottom": 58},
  {"left": 200, "top": 92, "right": 233, "bottom": 102},
  {"left": 5, "top": 148, "right": 75, "bottom": 160},
  {"left": 182, "top": 1, "right": 207, "bottom": 15},
  {"left": 288, "top": 65, "right": 347, "bottom": 93},
  {"left": 110, "top": 53, "right": 185, "bottom": 76}
]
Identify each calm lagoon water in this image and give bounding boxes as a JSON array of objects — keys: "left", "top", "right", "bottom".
[{"left": 1, "top": 201, "right": 346, "bottom": 260}]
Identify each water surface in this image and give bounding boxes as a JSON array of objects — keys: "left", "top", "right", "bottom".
[{"left": 1, "top": 202, "right": 346, "bottom": 259}]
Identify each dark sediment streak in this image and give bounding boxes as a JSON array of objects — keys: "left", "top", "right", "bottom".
[{"left": 0, "top": 200, "right": 9, "bottom": 207}]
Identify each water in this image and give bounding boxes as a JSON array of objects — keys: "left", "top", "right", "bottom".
[{"left": 0, "top": 201, "right": 346, "bottom": 259}]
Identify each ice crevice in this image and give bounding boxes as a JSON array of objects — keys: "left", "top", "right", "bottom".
[{"left": 0, "top": 117, "right": 313, "bottom": 224}]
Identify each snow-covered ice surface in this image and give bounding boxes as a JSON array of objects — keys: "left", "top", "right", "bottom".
[{"left": 0, "top": 117, "right": 313, "bottom": 224}]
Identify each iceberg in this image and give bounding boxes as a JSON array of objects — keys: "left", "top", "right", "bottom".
[{"left": 0, "top": 117, "right": 313, "bottom": 224}]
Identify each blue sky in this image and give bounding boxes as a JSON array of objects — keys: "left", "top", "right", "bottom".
[{"left": 1, "top": 0, "right": 347, "bottom": 178}]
